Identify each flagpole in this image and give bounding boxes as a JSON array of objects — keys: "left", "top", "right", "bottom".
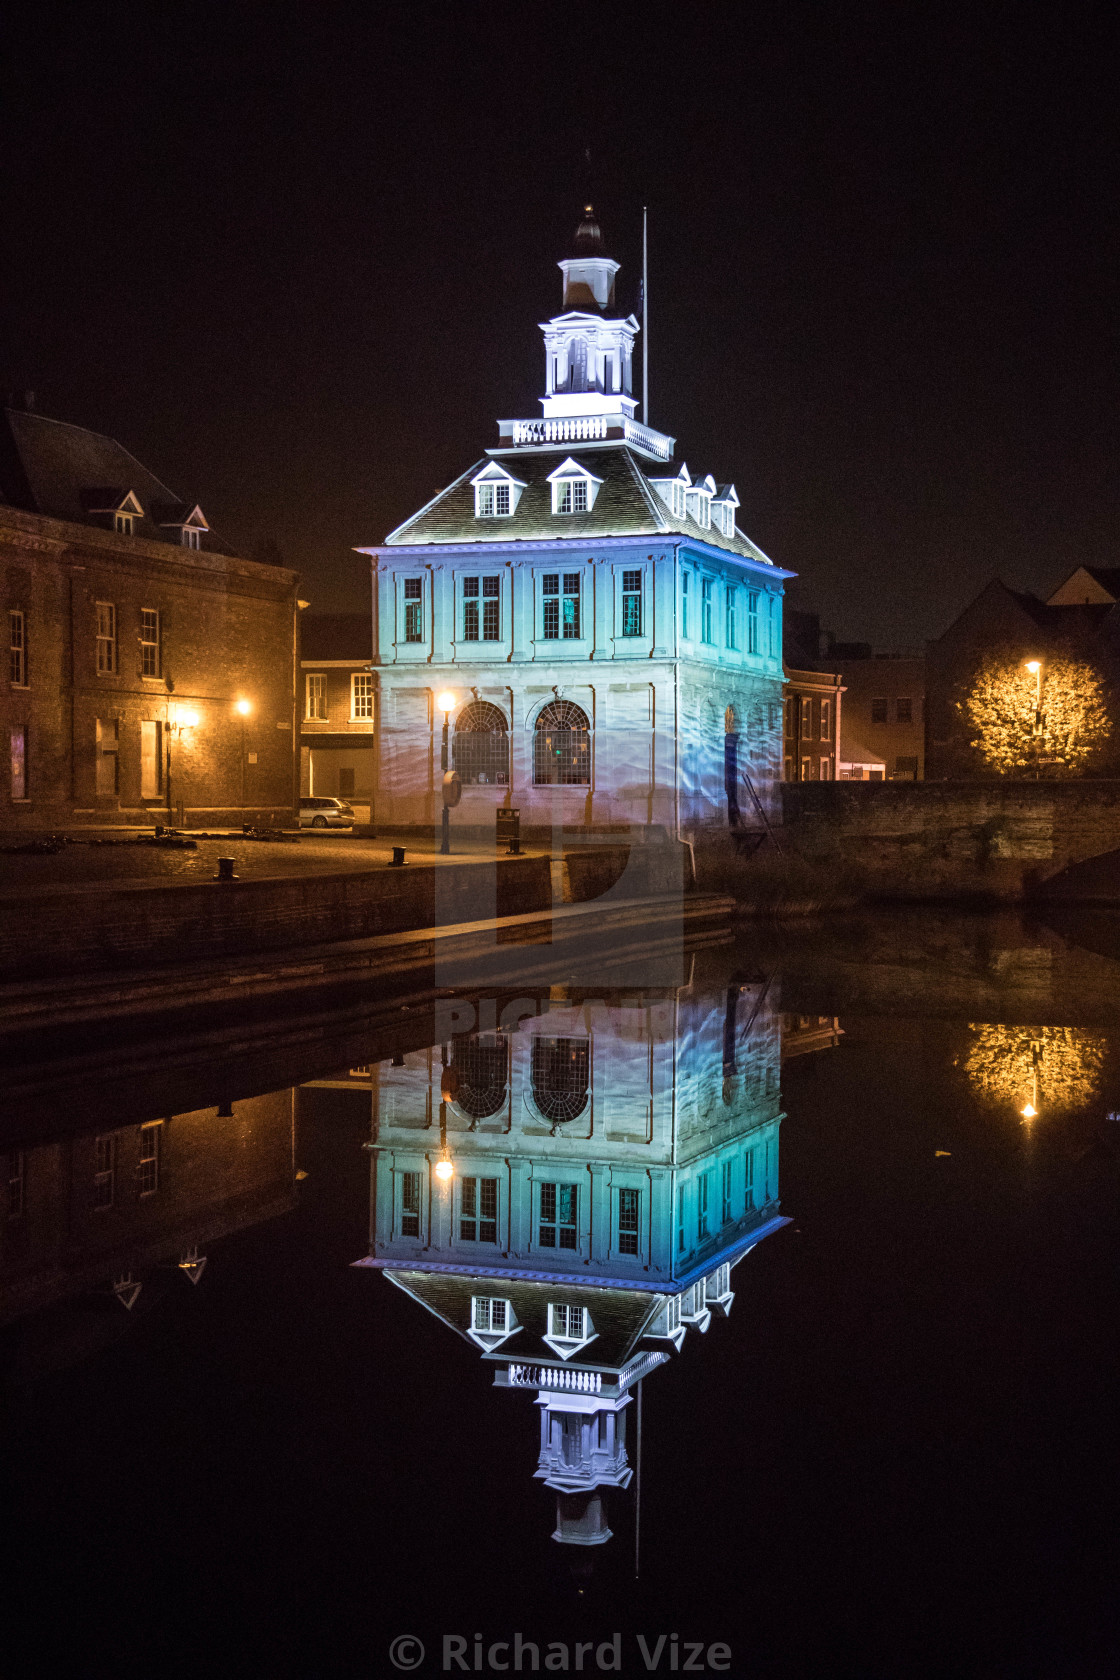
[{"left": 642, "top": 206, "right": 649, "bottom": 426}]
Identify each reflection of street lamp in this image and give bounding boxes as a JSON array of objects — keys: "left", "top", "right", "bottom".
[
  {"left": 1025, "top": 660, "right": 1043, "bottom": 776},
  {"left": 234, "top": 698, "right": 253, "bottom": 816},
  {"left": 437, "top": 690, "right": 455, "bottom": 855},
  {"left": 1021, "top": 1051, "right": 1040, "bottom": 1122},
  {"left": 165, "top": 706, "right": 199, "bottom": 828}
]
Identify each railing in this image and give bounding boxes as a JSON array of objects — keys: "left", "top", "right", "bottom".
[
  {"left": 507, "top": 416, "right": 673, "bottom": 461},
  {"left": 507, "top": 1364, "right": 603, "bottom": 1393}
]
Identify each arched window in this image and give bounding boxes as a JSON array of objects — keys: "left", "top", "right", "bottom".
[
  {"left": 531, "top": 1037, "right": 590, "bottom": 1125},
  {"left": 533, "top": 700, "right": 590, "bottom": 786},
  {"left": 453, "top": 701, "right": 509, "bottom": 786},
  {"left": 451, "top": 1034, "right": 508, "bottom": 1121}
]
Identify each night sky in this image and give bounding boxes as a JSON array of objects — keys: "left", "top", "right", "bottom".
[{"left": 4, "top": 2, "right": 1118, "bottom": 647}]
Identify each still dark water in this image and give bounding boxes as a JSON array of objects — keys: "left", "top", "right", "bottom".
[{"left": 5, "top": 911, "right": 1120, "bottom": 1680}]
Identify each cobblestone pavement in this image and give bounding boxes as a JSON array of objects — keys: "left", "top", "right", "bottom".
[{"left": 0, "top": 830, "right": 537, "bottom": 894}]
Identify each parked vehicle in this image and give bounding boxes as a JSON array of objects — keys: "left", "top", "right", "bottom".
[{"left": 299, "top": 796, "right": 354, "bottom": 829}]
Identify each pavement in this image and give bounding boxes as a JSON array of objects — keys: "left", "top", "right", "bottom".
[{"left": 0, "top": 827, "right": 547, "bottom": 895}]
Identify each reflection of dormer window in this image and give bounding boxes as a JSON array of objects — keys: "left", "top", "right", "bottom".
[
  {"left": 469, "top": 1296, "right": 518, "bottom": 1349},
  {"left": 544, "top": 1303, "right": 597, "bottom": 1359}
]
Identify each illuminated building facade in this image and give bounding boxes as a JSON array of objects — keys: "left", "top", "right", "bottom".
[
  {"left": 360, "top": 210, "right": 792, "bottom": 838},
  {"left": 354, "top": 977, "right": 788, "bottom": 1544}
]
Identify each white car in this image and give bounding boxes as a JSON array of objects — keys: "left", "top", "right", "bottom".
[{"left": 299, "top": 796, "right": 355, "bottom": 829}]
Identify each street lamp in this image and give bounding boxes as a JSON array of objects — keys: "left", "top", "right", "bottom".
[{"left": 437, "top": 690, "right": 456, "bottom": 855}]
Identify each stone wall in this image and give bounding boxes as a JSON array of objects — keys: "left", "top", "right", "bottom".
[{"left": 780, "top": 779, "right": 1120, "bottom": 900}]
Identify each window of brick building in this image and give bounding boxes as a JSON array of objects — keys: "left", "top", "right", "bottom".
[
  {"left": 800, "top": 697, "right": 813, "bottom": 737},
  {"left": 351, "top": 673, "right": 374, "bottom": 719},
  {"left": 141, "top": 720, "right": 163, "bottom": 798},
  {"left": 820, "top": 699, "right": 831, "bottom": 742},
  {"left": 10, "top": 610, "right": 26, "bottom": 686},
  {"left": 138, "top": 1122, "right": 162, "bottom": 1196},
  {"left": 871, "top": 696, "right": 888, "bottom": 723},
  {"left": 96, "top": 602, "right": 117, "bottom": 674},
  {"left": 820, "top": 757, "right": 832, "bottom": 780},
  {"left": 896, "top": 697, "right": 913, "bottom": 723},
  {"left": 93, "top": 1135, "right": 116, "bottom": 1210},
  {"left": 95, "top": 718, "right": 119, "bottom": 796},
  {"left": 10, "top": 726, "right": 28, "bottom": 800},
  {"left": 140, "top": 608, "right": 161, "bottom": 677},
  {"left": 306, "top": 674, "right": 327, "bottom": 720},
  {"left": 800, "top": 755, "right": 812, "bottom": 781},
  {"left": 895, "top": 755, "right": 919, "bottom": 778}
]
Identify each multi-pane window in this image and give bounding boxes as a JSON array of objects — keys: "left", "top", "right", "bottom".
[
  {"left": 140, "top": 608, "right": 161, "bottom": 677},
  {"left": 95, "top": 718, "right": 119, "bottom": 796},
  {"left": 140, "top": 720, "right": 163, "bottom": 798},
  {"left": 539, "top": 1182, "right": 578, "bottom": 1249},
  {"left": 621, "top": 569, "right": 642, "bottom": 637},
  {"left": 453, "top": 701, "right": 509, "bottom": 786},
  {"left": 554, "top": 478, "right": 589, "bottom": 515},
  {"left": 96, "top": 602, "right": 117, "bottom": 674},
  {"left": 460, "top": 1176, "right": 498, "bottom": 1243},
  {"left": 677, "top": 1186, "right": 688, "bottom": 1254},
  {"left": 542, "top": 572, "right": 581, "bottom": 639},
  {"left": 722, "top": 1160, "right": 733, "bottom": 1226},
  {"left": 181, "top": 527, "right": 201, "bottom": 549},
  {"left": 114, "top": 512, "right": 134, "bottom": 535},
  {"left": 800, "top": 756, "right": 812, "bottom": 781},
  {"left": 745, "top": 1148, "right": 755, "bottom": 1209},
  {"left": 400, "top": 1170, "right": 421, "bottom": 1237},
  {"left": 450, "top": 1031, "right": 509, "bottom": 1118},
  {"left": 698, "top": 1173, "right": 711, "bottom": 1239},
  {"left": 93, "top": 1135, "right": 115, "bottom": 1209},
  {"left": 800, "top": 697, "right": 813, "bottom": 736},
  {"left": 306, "top": 674, "right": 327, "bottom": 720},
  {"left": 7, "top": 1150, "right": 24, "bottom": 1218},
  {"left": 9, "top": 611, "right": 26, "bottom": 685},
  {"left": 137, "top": 1122, "right": 161, "bottom": 1196},
  {"left": 871, "top": 696, "right": 888, "bottom": 724},
  {"left": 681, "top": 571, "right": 690, "bottom": 638},
  {"left": 896, "top": 697, "right": 913, "bottom": 723},
  {"left": 701, "top": 579, "right": 713, "bottom": 643},
  {"left": 463, "top": 575, "right": 501, "bottom": 641},
  {"left": 351, "top": 673, "right": 374, "bottom": 719},
  {"left": 403, "top": 577, "right": 424, "bottom": 643},
  {"left": 784, "top": 698, "right": 796, "bottom": 741},
  {"left": 531, "top": 1036, "right": 590, "bottom": 1122},
  {"left": 747, "top": 592, "right": 759, "bottom": 654},
  {"left": 472, "top": 1297, "right": 509, "bottom": 1333},
  {"left": 476, "top": 481, "right": 511, "bottom": 517},
  {"left": 725, "top": 587, "right": 737, "bottom": 650},
  {"left": 820, "top": 757, "right": 832, "bottom": 781},
  {"left": 618, "top": 1188, "right": 640, "bottom": 1255},
  {"left": 549, "top": 1303, "right": 586, "bottom": 1340},
  {"left": 533, "top": 700, "right": 590, "bottom": 785},
  {"left": 820, "top": 699, "right": 831, "bottom": 742}
]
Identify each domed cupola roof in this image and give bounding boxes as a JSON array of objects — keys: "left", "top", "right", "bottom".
[{"left": 571, "top": 205, "right": 604, "bottom": 255}]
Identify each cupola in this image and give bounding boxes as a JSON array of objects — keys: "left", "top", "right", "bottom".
[{"left": 559, "top": 205, "right": 620, "bottom": 311}]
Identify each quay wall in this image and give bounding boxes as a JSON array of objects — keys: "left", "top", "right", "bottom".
[{"left": 779, "top": 780, "right": 1120, "bottom": 901}]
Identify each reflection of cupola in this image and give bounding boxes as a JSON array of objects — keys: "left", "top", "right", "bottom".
[{"left": 559, "top": 206, "right": 620, "bottom": 311}]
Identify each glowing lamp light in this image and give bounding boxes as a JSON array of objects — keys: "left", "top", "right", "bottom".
[
  {"left": 1025, "top": 661, "right": 1041, "bottom": 674},
  {"left": 436, "top": 690, "right": 456, "bottom": 715},
  {"left": 179, "top": 709, "right": 200, "bottom": 729},
  {"left": 234, "top": 698, "right": 252, "bottom": 716},
  {"left": 434, "top": 1157, "right": 454, "bottom": 1182},
  {"left": 1021, "top": 1102, "right": 1038, "bottom": 1119}
]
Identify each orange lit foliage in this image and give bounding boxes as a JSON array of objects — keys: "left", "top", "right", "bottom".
[
  {"left": 957, "top": 655, "right": 1110, "bottom": 775},
  {"left": 959, "top": 1024, "right": 1105, "bottom": 1115}
]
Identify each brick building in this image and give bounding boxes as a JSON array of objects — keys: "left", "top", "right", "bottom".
[
  {"left": 835, "top": 650, "right": 925, "bottom": 780},
  {"left": 1, "top": 404, "right": 301, "bottom": 829},
  {"left": 299, "top": 612, "right": 375, "bottom": 810},
  {"left": 781, "top": 611, "right": 843, "bottom": 781}
]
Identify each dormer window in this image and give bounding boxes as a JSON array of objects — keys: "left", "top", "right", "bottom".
[
  {"left": 672, "top": 481, "right": 686, "bottom": 519},
  {"left": 471, "top": 465, "right": 525, "bottom": 519},
  {"left": 544, "top": 1302, "right": 597, "bottom": 1359},
  {"left": 181, "top": 527, "right": 201, "bottom": 550},
  {"left": 713, "top": 485, "right": 739, "bottom": 539},
  {"left": 115, "top": 512, "right": 134, "bottom": 536},
  {"left": 84, "top": 488, "right": 145, "bottom": 533},
  {"left": 685, "top": 488, "right": 711, "bottom": 530},
  {"left": 546, "top": 458, "right": 602, "bottom": 517},
  {"left": 468, "top": 1295, "right": 519, "bottom": 1350},
  {"left": 156, "top": 502, "right": 209, "bottom": 549}
]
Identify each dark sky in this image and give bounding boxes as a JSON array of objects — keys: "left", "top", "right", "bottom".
[{"left": 4, "top": 2, "right": 1118, "bottom": 646}]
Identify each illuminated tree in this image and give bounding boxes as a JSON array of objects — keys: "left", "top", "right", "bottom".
[
  {"left": 958, "top": 1024, "right": 1105, "bottom": 1117},
  {"left": 957, "top": 654, "right": 1111, "bottom": 776}
]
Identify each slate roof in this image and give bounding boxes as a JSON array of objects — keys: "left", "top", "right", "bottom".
[
  {"left": 0, "top": 407, "right": 231, "bottom": 553},
  {"left": 300, "top": 612, "right": 372, "bottom": 661},
  {"left": 388, "top": 1270, "right": 663, "bottom": 1370},
  {"left": 384, "top": 444, "right": 776, "bottom": 569}
]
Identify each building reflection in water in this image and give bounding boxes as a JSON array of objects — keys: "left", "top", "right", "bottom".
[
  {"left": 0, "top": 1092, "right": 297, "bottom": 1377},
  {"left": 355, "top": 978, "right": 811, "bottom": 1550},
  {"left": 959, "top": 1023, "right": 1107, "bottom": 1120}
]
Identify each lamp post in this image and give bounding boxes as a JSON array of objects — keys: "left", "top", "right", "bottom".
[
  {"left": 1025, "top": 660, "right": 1043, "bottom": 778},
  {"left": 234, "top": 697, "right": 253, "bottom": 817},
  {"left": 165, "top": 706, "right": 199, "bottom": 829},
  {"left": 437, "top": 690, "right": 456, "bottom": 854}
]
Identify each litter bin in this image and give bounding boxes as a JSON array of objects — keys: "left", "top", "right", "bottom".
[{"left": 496, "top": 806, "right": 521, "bottom": 853}]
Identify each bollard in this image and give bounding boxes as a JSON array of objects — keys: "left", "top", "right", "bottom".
[
  {"left": 390, "top": 846, "right": 407, "bottom": 867},
  {"left": 154, "top": 824, "right": 165, "bottom": 837},
  {"left": 213, "top": 855, "right": 238, "bottom": 881}
]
